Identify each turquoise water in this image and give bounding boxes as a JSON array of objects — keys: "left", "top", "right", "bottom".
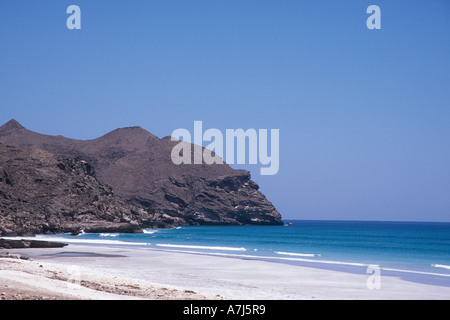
[{"left": 36, "top": 220, "right": 450, "bottom": 286}]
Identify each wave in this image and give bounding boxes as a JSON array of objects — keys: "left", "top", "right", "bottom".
[
  {"left": 432, "top": 264, "right": 450, "bottom": 270},
  {"left": 151, "top": 246, "right": 369, "bottom": 267},
  {"left": 142, "top": 229, "right": 159, "bottom": 234},
  {"left": 381, "top": 267, "right": 450, "bottom": 277},
  {"left": 276, "top": 256, "right": 369, "bottom": 267},
  {"left": 155, "top": 249, "right": 450, "bottom": 278},
  {"left": 99, "top": 233, "right": 119, "bottom": 237},
  {"left": 155, "top": 243, "right": 247, "bottom": 251},
  {"left": 275, "top": 251, "right": 320, "bottom": 257},
  {"left": 33, "top": 235, "right": 149, "bottom": 246}
]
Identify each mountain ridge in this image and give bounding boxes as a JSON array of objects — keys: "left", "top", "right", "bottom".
[{"left": 0, "top": 119, "right": 283, "bottom": 235}]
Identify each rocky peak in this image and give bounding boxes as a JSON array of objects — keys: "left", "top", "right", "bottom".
[
  {"left": 103, "top": 126, "right": 158, "bottom": 140},
  {"left": 0, "top": 119, "right": 25, "bottom": 133}
]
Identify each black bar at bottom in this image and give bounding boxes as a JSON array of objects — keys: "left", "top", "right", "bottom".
[{"left": 0, "top": 299, "right": 436, "bottom": 319}]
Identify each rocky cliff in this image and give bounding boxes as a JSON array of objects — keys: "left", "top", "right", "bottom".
[
  {"left": 0, "top": 144, "right": 168, "bottom": 236},
  {"left": 0, "top": 119, "right": 283, "bottom": 236}
]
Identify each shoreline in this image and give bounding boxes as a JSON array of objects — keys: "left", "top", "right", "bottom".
[
  {"left": 6, "top": 232, "right": 450, "bottom": 289},
  {"left": 1, "top": 244, "right": 450, "bottom": 300}
]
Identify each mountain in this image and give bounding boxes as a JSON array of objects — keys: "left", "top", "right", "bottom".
[
  {"left": 0, "top": 144, "right": 164, "bottom": 236},
  {"left": 0, "top": 119, "right": 283, "bottom": 235}
]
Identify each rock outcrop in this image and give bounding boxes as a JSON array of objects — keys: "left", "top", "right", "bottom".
[
  {"left": 0, "top": 238, "right": 68, "bottom": 249},
  {"left": 0, "top": 144, "right": 168, "bottom": 236},
  {"left": 0, "top": 119, "right": 283, "bottom": 236}
]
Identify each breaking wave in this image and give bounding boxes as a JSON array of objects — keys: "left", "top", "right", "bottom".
[
  {"left": 432, "top": 264, "right": 450, "bottom": 270},
  {"left": 156, "top": 244, "right": 247, "bottom": 251},
  {"left": 275, "top": 251, "right": 320, "bottom": 257}
]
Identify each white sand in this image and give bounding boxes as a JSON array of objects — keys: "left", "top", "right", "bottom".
[{"left": 1, "top": 244, "right": 450, "bottom": 300}]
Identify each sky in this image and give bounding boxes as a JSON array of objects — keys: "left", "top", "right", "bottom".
[{"left": 0, "top": 1, "right": 449, "bottom": 222}]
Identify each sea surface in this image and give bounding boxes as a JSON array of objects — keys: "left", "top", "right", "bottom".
[{"left": 33, "top": 220, "right": 450, "bottom": 287}]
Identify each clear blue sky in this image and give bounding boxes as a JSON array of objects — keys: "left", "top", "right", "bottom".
[{"left": 1, "top": 1, "right": 449, "bottom": 221}]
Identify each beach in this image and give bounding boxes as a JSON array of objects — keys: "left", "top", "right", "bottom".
[{"left": 1, "top": 243, "right": 450, "bottom": 300}]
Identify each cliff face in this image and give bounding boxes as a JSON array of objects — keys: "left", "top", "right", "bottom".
[
  {"left": 0, "top": 144, "right": 166, "bottom": 236},
  {"left": 0, "top": 120, "right": 283, "bottom": 235}
]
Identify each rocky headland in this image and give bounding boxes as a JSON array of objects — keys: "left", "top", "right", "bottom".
[{"left": 0, "top": 119, "right": 283, "bottom": 236}]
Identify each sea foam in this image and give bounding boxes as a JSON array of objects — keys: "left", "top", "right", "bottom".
[
  {"left": 156, "top": 243, "right": 247, "bottom": 251},
  {"left": 34, "top": 235, "right": 149, "bottom": 246},
  {"left": 142, "top": 229, "right": 159, "bottom": 234},
  {"left": 275, "top": 251, "right": 320, "bottom": 257},
  {"left": 432, "top": 264, "right": 450, "bottom": 270}
]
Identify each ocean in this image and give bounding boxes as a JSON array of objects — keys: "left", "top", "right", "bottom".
[{"left": 33, "top": 220, "right": 450, "bottom": 287}]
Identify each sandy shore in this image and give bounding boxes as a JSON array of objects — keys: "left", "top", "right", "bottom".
[{"left": 1, "top": 244, "right": 450, "bottom": 300}]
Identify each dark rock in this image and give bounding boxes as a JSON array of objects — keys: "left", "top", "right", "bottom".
[
  {"left": 81, "top": 222, "right": 143, "bottom": 234},
  {"left": 0, "top": 144, "right": 162, "bottom": 236},
  {"left": 0, "top": 238, "right": 68, "bottom": 249}
]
